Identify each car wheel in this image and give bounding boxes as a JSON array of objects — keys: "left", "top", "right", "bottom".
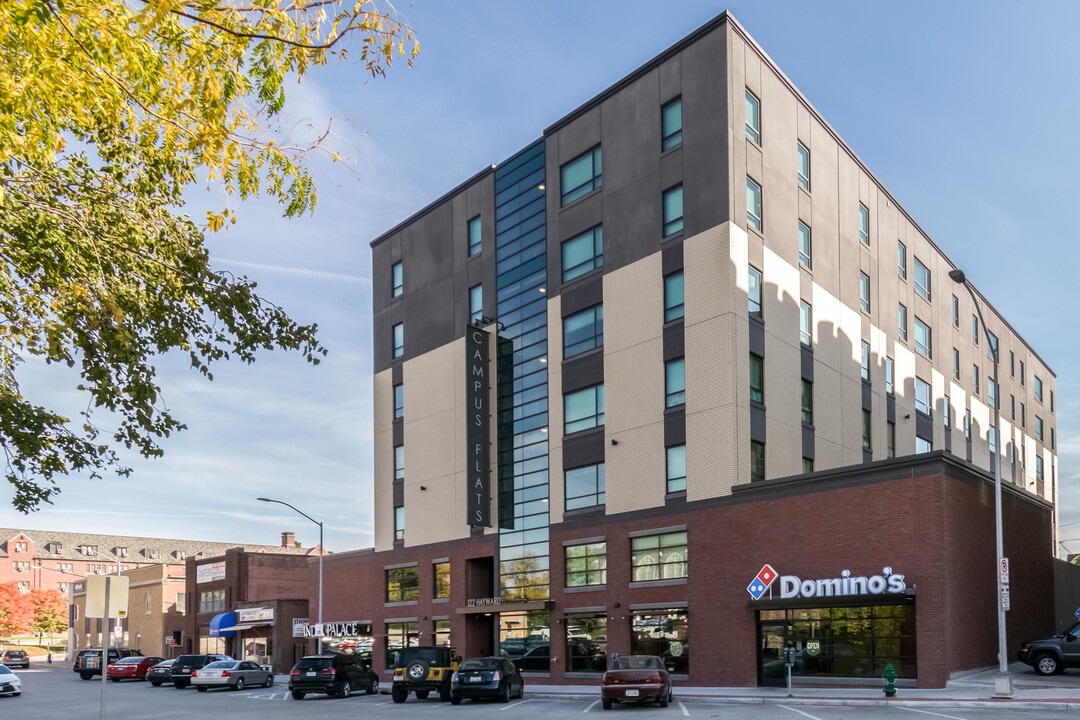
[
  {"left": 336, "top": 681, "right": 351, "bottom": 698},
  {"left": 110, "top": 677, "right": 121, "bottom": 682},
  {"left": 367, "top": 676, "right": 379, "bottom": 694},
  {"left": 659, "top": 692, "right": 669, "bottom": 708},
  {"left": 175, "top": 681, "right": 188, "bottom": 689},
  {"left": 1034, "top": 653, "right": 1061, "bottom": 675},
  {"left": 234, "top": 678, "right": 245, "bottom": 691},
  {"left": 80, "top": 674, "right": 93, "bottom": 680},
  {"left": 263, "top": 674, "right": 273, "bottom": 688},
  {"left": 150, "top": 682, "right": 162, "bottom": 687},
  {"left": 415, "top": 689, "right": 430, "bottom": 699},
  {"left": 291, "top": 690, "right": 305, "bottom": 700},
  {"left": 498, "top": 681, "right": 510, "bottom": 703},
  {"left": 196, "top": 686, "right": 208, "bottom": 692},
  {"left": 450, "top": 695, "right": 462, "bottom": 706},
  {"left": 391, "top": 686, "right": 408, "bottom": 703},
  {"left": 602, "top": 698, "right": 613, "bottom": 710}
]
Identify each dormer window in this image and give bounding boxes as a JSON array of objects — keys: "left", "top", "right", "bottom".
[
  {"left": 147, "top": 548, "right": 160, "bottom": 559},
  {"left": 82, "top": 545, "right": 98, "bottom": 556},
  {"left": 115, "top": 547, "right": 128, "bottom": 557},
  {"left": 175, "top": 550, "right": 186, "bottom": 560},
  {"left": 52, "top": 542, "right": 63, "bottom": 554}
]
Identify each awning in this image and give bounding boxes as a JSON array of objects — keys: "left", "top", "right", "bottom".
[
  {"left": 209, "top": 612, "right": 236, "bottom": 637},
  {"left": 218, "top": 621, "right": 274, "bottom": 632}
]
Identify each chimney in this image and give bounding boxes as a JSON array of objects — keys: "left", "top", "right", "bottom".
[{"left": 281, "top": 532, "right": 295, "bottom": 548}]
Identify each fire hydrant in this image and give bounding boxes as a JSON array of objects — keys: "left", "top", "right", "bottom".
[{"left": 882, "top": 663, "right": 897, "bottom": 697}]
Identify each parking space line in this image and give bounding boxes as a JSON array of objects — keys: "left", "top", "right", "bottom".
[
  {"left": 898, "top": 708, "right": 968, "bottom": 720},
  {"left": 583, "top": 699, "right": 600, "bottom": 712},
  {"left": 778, "top": 705, "right": 825, "bottom": 720},
  {"left": 678, "top": 700, "right": 690, "bottom": 715},
  {"left": 501, "top": 698, "right": 534, "bottom": 710}
]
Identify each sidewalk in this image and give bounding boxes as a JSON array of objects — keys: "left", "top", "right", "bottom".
[{"left": 525, "top": 663, "right": 1080, "bottom": 710}]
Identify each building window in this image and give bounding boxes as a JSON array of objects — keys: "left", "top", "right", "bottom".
[
  {"left": 564, "top": 305, "right": 603, "bottom": 358},
  {"left": 391, "top": 261, "right": 403, "bottom": 297},
  {"left": 802, "top": 458, "right": 814, "bottom": 473},
  {"left": 801, "top": 379, "right": 813, "bottom": 425},
  {"left": 897, "top": 242, "right": 907, "bottom": 279},
  {"left": 862, "top": 409, "right": 872, "bottom": 451},
  {"left": 951, "top": 295, "right": 959, "bottom": 327},
  {"left": 972, "top": 364, "right": 980, "bottom": 395},
  {"left": 566, "top": 542, "right": 607, "bottom": 588},
  {"left": 394, "top": 445, "right": 404, "bottom": 480},
  {"left": 629, "top": 609, "right": 689, "bottom": 673},
  {"left": 972, "top": 315, "right": 979, "bottom": 345},
  {"left": 751, "top": 440, "right": 765, "bottom": 482},
  {"left": 393, "top": 383, "right": 403, "bottom": 419},
  {"left": 1010, "top": 394, "right": 1016, "bottom": 421},
  {"left": 565, "top": 463, "right": 606, "bottom": 511},
  {"left": 562, "top": 226, "right": 603, "bottom": 282},
  {"left": 800, "top": 301, "right": 812, "bottom": 346},
  {"left": 885, "top": 357, "right": 894, "bottom": 395},
  {"left": 145, "top": 593, "right": 153, "bottom": 615},
  {"left": 797, "top": 141, "right": 810, "bottom": 191},
  {"left": 1034, "top": 376, "right": 1044, "bottom": 403},
  {"left": 745, "top": 89, "right": 761, "bottom": 144},
  {"left": 798, "top": 221, "right": 812, "bottom": 269},
  {"left": 916, "top": 377, "right": 931, "bottom": 416},
  {"left": 666, "top": 445, "right": 686, "bottom": 493},
  {"left": 859, "top": 272, "right": 870, "bottom": 313},
  {"left": 664, "top": 272, "right": 684, "bottom": 322},
  {"left": 913, "top": 257, "right": 931, "bottom": 301},
  {"left": 898, "top": 304, "right": 908, "bottom": 341},
  {"left": 952, "top": 348, "right": 960, "bottom": 380},
  {"left": 434, "top": 620, "right": 451, "bottom": 648},
  {"left": 561, "top": 145, "right": 602, "bottom": 206},
  {"left": 746, "top": 177, "right": 762, "bottom": 232},
  {"left": 965, "top": 409, "right": 972, "bottom": 440},
  {"left": 385, "top": 622, "right": 418, "bottom": 670},
  {"left": 1036, "top": 455, "right": 1044, "bottom": 481},
  {"left": 1035, "top": 416, "right": 1044, "bottom": 442},
  {"left": 392, "top": 322, "right": 403, "bottom": 359},
  {"left": 469, "top": 284, "right": 483, "bottom": 324},
  {"left": 565, "top": 384, "right": 605, "bottom": 434},
  {"left": 665, "top": 358, "right": 686, "bottom": 407},
  {"left": 887, "top": 421, "right": 896, "bottom": 458},
  {"left": 631, "top": 531, "right": 688, "bottom": 581},
  {"left": 661, "top": 97, "right": 682, "bottom": 151},
  {"left": 748, "top": 266, "right": 763, "bottom": 319},
  {"left": 914, "top": 316, "right": 932, "bottom": 358},
  {"left": 434, "top": 562, "right": 450, "bottom": 599},
  {"left": 199, "top": 589, "right": 225, "bottom": 614},
  {"left": 944, "top": 396, "right": 952, "bottom": 427},
  {"left": 750, "top": 354, "right": 764, "bottom": 404},
  {"left": 394, "top": 506, "right": 404, "bottom": 542},
  {"left": 468, "top": 216, "right": 482, "bottom": 257},
  {"left": 1021, "top": 403, "right": 1026, "bottom": 428},
  {"left": 662, "top": 184, "right": 684, "bottom": 237},
  {"left": 986, "top": 330, "right": 998, "bottom": 361},
  {"left": 988, "top": 377, "right": 997, "bottom": 412},
  {"left": 916, "top": 436, "right": 932, "bottom": 453},
  {"left": 858, "top": 203, "right": 870, "bottom": 245},
  {"left": 1020, "top": 361, "right": 1025, "bottom": 385},
  {"left": 861, "top": 341, "right": 870, "bottom": 381},
  {"left": 1009, "top": 351, "right": 1015, "bottom": 377}
]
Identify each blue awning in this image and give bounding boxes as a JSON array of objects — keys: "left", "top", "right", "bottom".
[{"left": 209, "top": 611, "right": 236, "bottom": 637}]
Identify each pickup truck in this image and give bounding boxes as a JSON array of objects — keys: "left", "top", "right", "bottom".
[{"left": 1017, "top": 621, "right": 1080, "bottom": 675}]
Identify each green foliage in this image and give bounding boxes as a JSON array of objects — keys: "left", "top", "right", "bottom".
[{"left": 0, "top": 1, "right": 417, "bottom": 510}]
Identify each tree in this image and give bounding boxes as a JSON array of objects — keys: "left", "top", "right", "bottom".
[
  {"left": 0, "top": 1, "right": 418, "bottom": 510},
  {"left": 28, "top": 588, "right": 67, "bottom": 644},
  {"left": 0, "top": 583, "right": 32, "bottom": 636}
]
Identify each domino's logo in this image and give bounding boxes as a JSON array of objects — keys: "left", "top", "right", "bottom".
[{"left": 747, "top": 564, "right": 778, "bottom": 600}]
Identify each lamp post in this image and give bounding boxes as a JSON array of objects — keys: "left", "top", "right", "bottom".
[
  {"left": 949, "top": 268, "right": 1013, "bottom": 698},
  {"left": 257, "top": 497, "right": 324, "bottom": 654}
]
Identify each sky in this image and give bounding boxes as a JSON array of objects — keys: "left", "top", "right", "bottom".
[{"left": 4, "top": 0, "right": 1079, "bottom": 556}]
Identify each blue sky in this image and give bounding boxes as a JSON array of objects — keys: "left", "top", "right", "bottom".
[{"left": 4, "top": 0, "right": 1078, "bottom": 556}]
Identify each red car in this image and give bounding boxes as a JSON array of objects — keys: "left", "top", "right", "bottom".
[
  {"left": 600, "top": 655, "right": 672, "bottom": 710},
  {"left": 107, "top": 655, "right": 164, "bottom": 682}
]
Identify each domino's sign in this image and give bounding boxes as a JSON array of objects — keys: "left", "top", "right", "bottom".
[{"left": 747, "top": 564, "right": 907, "bottom": 601}]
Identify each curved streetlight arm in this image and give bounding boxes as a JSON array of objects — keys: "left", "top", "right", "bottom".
[{"left": 257, "top": 497, "right": 324, "bottom": 654}]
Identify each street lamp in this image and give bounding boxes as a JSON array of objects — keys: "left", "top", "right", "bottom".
[
  {"left": 949, "top": 268, "right": 1013, "bottom": 698},
  {"left": 257, "top": 497, "right": 324, "bottom": 654}
]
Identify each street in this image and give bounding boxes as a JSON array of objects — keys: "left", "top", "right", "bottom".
[{"left": 1, "top": 664, "right": 1074, "bottom": 719}]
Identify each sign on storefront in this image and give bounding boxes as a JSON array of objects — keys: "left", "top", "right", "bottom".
[
  {"left": 465, "top": 326, "right": 491, "bottom": 528},
  {"left": 747, "top": 564, "right": 907, "bottom": 601}
]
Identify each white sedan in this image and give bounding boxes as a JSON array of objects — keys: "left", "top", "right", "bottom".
[
  {"left": 191, "top": 660, "right": 273, "bottom": 691},
  {"left": 0, "top": 664, "right": 21, "bottom": 697}
]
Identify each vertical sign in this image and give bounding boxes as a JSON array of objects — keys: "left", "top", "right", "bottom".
[{"left": 466, "top": 326, "right": 491, "bottom": 527}]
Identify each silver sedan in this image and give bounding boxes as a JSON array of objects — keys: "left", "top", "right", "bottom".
[{"left": 191, "top": 660, "right": 273, "bottom": 691}]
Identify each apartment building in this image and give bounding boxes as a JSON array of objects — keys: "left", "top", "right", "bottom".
[{"left": 346, "top": 12, "right": 1057, "bottom": 688}]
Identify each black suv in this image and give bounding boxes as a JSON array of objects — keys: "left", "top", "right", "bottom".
[
  {"left": 1017, "top": 621, "right": 1080, "bottom": 675},
  {"left": 72, "top": 648, "right": 141, "bottom": 679},
  {"left": 391, "top": 646, "right": 459, "bottom": 703},
  {"left": 288, "top": 653, "right": 379, "bottom": 699},
  {"left": 170, "top": 653, "right": 233, "bottom": 689}
]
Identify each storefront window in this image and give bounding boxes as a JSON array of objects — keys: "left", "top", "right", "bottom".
[
  {"left": 565, "top": 613, "right": 607, "bottom": 672},
  {"left": 321, "top": 623, "right": 374, "bottom": 666},
  {"left": 385, "top": 621, "right": 418, "bottom": 670},
  {"left": 500, "top": 610, "right": 550, "bottom": 673},
  {"left": 630, "top": 609, "right": 689, "bottom": 675},
  {"left": 433, "top": 619, "right": 451, "bottom": 648},
  {"left": 199, "top": 636, "right": 226, "bottom": 654}
]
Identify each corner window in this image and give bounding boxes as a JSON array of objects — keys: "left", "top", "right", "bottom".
[
  {"left": 863, "top": 409, "right": 872, "bottom": 451},
  {"left": 393, "top": 506, "right": 404, "bottom": 542},
  {"left": 386, "top": 566, "right": 419, "bottom": 603},
  {"left": 434, "top": 562, "right": 450, "bottom": 599},
  {"left": 665, "top": 358, "right": 686, "bottom": 408},
  {"left": 897, "top": 242, "right": 907, "bottom": 279},
  {"left": 393, "top": 383, "right": 403, "bottom": 419},
  {"left": 746, "top": 177, "right": 762, "bottom": 232},
  {"left": 916, "top": 377, "right": 931, "bottom": 416},
  {"left": 885, "top": 357, "right": 894, "bottom": 395},
  {"left": 631, "top": 531, "right": 688, "bottom": 581},
  {"left": 750, "top": 353, "right": 764, "bottom": 404},
  {"left": 914, "top": 257, "right": 931, "bottom": 301},
  {"left": 561, "top": 146, "right": 602, "bottom": 206},
  {"left": 565, "top": 384, "right": 605, "bottom": 434},
  {"left": 914, "top": 316, "right": 932, "bottom": 358},
  {"left": 391, "top": 261, "right": 403, "bottom": 298},
  {"left": 663, "top": 184, "right": 684, "bottom": 237},
  {"left": 748, "top": 266, "right": 763, "bottom": 319},
  {"left": 898, "top": 304, "right": 908, "bottom": 342},
  {"left": 562, "top": 226, "right": 603, "bottom": 282},
  {"left": 859, "top": 272, "right": 870, "bottom": 313},
  {"left": 796, "top": 141, "right": 810, "bottom": 191},
  {"left": 798, "top": 221, "right": 811, "bottom": 269},
  {"left": 563, "top": 305, "right": 603, "bottom": 359},
  {"left": 664, "top": 272, "right": 684, "bottom": 323},
  {"left": 468, "top": 216, "right": 482, "bottom": 257},
  {"left": 861, "top": 341, "right": 870, "bottom": 381},
  {"left": 394, "top": 445, "right": 404, "bottom": 480},
  {"left": 566, "top": 541, "right": 607, "bottom": 587},
  {"left": 801, "top": 379, "right": 813, "bottom": 425},
  {"left": 751, "top": 440, "right": 765, "bottom": 482},
  {"left": 392, "top": 322, "right": 404, "bottom": 359},
  {"left": 858, "top": 203, "right": 870, "bottom": 246},
  {"left": 661, "top": 97, "right": 683, "bottom": 151},
  {"left": 566, "top": 463, "right": 605, "bottom": 511},
  {"left": 666, "top": 445, "right": 686, "bottom": 493},
  {"left": 469, "top": 284, "right": 483, "bottom": 324},
  {"left": 744, "top": 89, "right": 761, "bottom": 144},
  {"left": 800, "top": 301, "right": 812, "bottom": 346}
]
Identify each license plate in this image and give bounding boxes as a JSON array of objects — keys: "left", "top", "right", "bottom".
[
  {"left": 625, "top": 689, "right": 639, "bottom": 697},
  {"left": 306, "top": 671, "right": 317, "bottom": 676},
  {"left": 467, "top": 676, "right": 483, "bottom": 683}
]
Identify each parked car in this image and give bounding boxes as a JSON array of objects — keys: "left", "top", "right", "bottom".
[
  {"left": 391, "top": 646, "right": 459, "bottom": 703},
  {"left": 170, "top": 653, "right": 233, "bottom": 689},
  {"left": 450, "top": 657, "right": 524, "bottom": 705},
  {"left": 1018, "top": 621, "right": 1080, "bottom": 675},
  {"left": 191, "top": 660, "right": 273, "bottom": 691},
  {"left": 288, "top": 653, "right": 379, "bottom": 699},
  {"left": 600, "top": 654, "right": 672, "bottom": 710},
  {"left": 0, "top": 664, "right": 21, "bottom": 697},
  {"left": 146, "top": 659, "right": 176, "bottom": 686},
  {"left": 107, "top": 655, "right": 163, "bottom": 681},
  {"left": 1, "top": 650, "right": 28, "bottom": 669},
  {"left": 72, "top": 648, "right": 142, "bottom": 680}
]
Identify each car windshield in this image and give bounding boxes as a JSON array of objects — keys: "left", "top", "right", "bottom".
[
  {"left": 611, "top": 655, "right": 662, "bottom": 670},
  {"left": 0, "top": 666, "right": 13, "bottom": 677},
  {"left": 401, "top": 648, "right": 443, "bottom": 664},
  {"left": 460, "top": 658, "right": 500, "bottom": 670},
  {"left": 295, "top": 658, "right": 332, "bottom": 670},
  {"left": 204, "top": 661, "right": 235, "bottom": 669}
]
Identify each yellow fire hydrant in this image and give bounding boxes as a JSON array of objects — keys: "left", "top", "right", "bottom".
[{"left": 882, "top": 663, "right": 897, "bottom": 697}]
